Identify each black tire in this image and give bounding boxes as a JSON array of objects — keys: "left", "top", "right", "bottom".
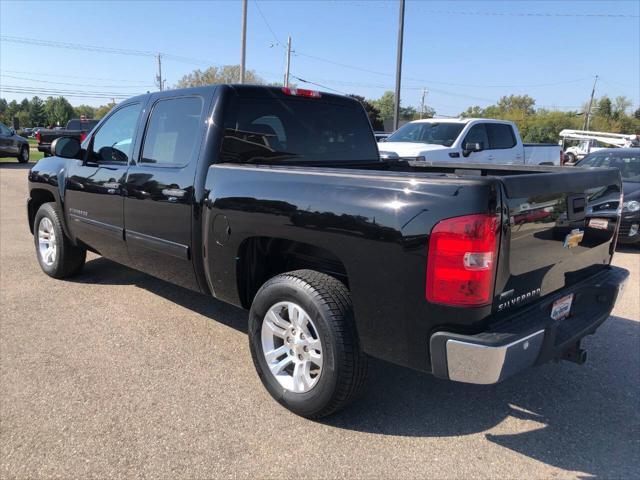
[
  {"left": 33, "top": 203, "right": 86, "bottom": 279},
  {"left": 248, "top": 270, "right": 368, "bottom": 418},
  {"left": 18, "top": 145, "right": 29, "bottom": 163},
  {"left": 564, "top": 152, "right": 576, "bottom": 164}
]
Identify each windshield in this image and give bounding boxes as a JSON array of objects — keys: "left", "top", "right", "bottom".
[
  {"left": 386, "top": 122, "right": 465, "bottom": 146},
  {"left": 579, "top": 151, "right": 640, "bottom": 182},
  {"left": 220, "top": 97, "right": 378, "bottom": 163}
]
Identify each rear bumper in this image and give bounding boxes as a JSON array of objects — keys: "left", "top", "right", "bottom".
[{"left": 429, "top": 266, "right": 629, "bottom": 384}]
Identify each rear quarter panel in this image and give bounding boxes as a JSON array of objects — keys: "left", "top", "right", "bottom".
[{"left": 203, "top": 163, "right": 501, "bottom": 369}]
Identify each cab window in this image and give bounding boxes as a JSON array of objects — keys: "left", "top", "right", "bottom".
[
  {"left": 464, "top": 124, "right": 489, "bottom": 149},
  {"left": 90, "top": 103, "right": 141, "bottom": 163},
  {"left": 140, "top": 96, "right": 204, "bottom": 167}
]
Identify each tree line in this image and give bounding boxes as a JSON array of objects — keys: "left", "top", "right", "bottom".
[
  {"left": 2, "top": 64, "right": 638, "bottom": 144},
  {"left": 0, "top": 96, "right": 116, "bottom": 129}
]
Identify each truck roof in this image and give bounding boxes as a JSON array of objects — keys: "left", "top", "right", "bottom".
[
  {"left": 409, "top": 117, "right": 514, "bottom": 125},
  {"left": 123, "top": 84, "right": 359, "bottom": 108}
]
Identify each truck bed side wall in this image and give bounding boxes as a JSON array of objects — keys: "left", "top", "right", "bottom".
[{"left": 202, "top": 164, "right": 501, "bottom": 370}]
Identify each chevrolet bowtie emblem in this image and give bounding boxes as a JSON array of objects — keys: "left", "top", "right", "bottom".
[{"left": 563, "top": 229, "right": 584, "bottom": 248}]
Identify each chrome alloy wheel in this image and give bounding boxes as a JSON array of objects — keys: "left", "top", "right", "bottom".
[
  {"left": 261, "top": 301, "right": 323, "bottom": 393},
  {"left": 38, "top": 217, "right": 57, "bottom": 266}
]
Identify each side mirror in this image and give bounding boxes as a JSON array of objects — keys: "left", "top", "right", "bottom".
[
  {"left": 51, "top": 137, "right": 81, "bottom": 159},
  {"left": 463, "top": 142, "right": 483, "bottom": 157},
  {"left": 10, "top": 128, "right": 16, "bottom": 135}
]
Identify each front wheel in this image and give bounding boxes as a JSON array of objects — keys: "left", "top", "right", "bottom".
[
  {"left": 248, "top": 270, "right": 368, "bottom": 418},
  {"left": 34, "top": 203, "right": 86, "bottom": 278},
  {"left": 18, "top": 145, "right": 29, "bottom": 163}
]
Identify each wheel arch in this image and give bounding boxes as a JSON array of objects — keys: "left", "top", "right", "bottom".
[{"left": 236, "top": 236, "right": 349, "bottom": 310}]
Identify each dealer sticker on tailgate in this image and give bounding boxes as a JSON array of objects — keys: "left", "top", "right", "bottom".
[{"left": 551, "top": 294, "right": 573, "bottom": 320}]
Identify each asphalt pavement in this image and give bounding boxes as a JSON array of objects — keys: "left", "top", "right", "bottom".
[{"left": 1, "top": 162, "right": 639, "bottom": 479}]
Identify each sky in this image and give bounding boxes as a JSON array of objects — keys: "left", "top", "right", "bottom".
[{"left": 1, "top": 0, "right": 639, "bottom": 117}]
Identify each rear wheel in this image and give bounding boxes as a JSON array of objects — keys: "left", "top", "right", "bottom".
[
  {"left": 564, "top": 152, "right": 576, "bottom": 164},
  {"left": 34, "top": 203, "right": 86, "bottom": 278},
  {"left": 248, "top": 270, "right": 368, "bottom": 418},
  {"left": 18, "top": 145, "right": 29, "bottom": 163}
]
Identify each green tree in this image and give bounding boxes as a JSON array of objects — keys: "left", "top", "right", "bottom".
[
  {"left": 29, "top": 96, "right": 47, "bottom": 126},
  {"left": 612, "top": 96, "right": 632, "bottom": 119},
  {"left": 74, "top": 104, "right": 96, "bottom": 119},
  {"left": 372, "top": 91, "right": 395, "bottom": 121},
  {"left": 348, "top": 95, "right": 383, "bottom": 130},
  {"left": 94, "top": 102, "right": 116, "bottom": 119},
  {"left": 176, "top": 65, "right": 264, "bottom": 88},
  {"left": 596, "top": 96, "right": 612, "bottom": 118},
  {"left": 496, "top": 95, "right": 536, "bottom": 115},
  {"left": 0, "top": 98, "right": 8, "bottom": 124},
  {"left": 460, "top": 105, "right": 485, "bottom": 118},
  {"left": 44, "top": 96, "right": 74, "bottom": 126}
]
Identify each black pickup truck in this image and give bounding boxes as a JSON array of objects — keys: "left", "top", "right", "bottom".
[
  {"left": 27, "top": 85, "right": 628, "bottom": 418},
  {"left": 36, "top": 118, "right": 99, "bottom": 156}
]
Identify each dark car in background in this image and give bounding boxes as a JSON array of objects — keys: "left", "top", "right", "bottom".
[
  {"left": 36, "top": 118, "right": 99, "bottom": 156},
  {"left": 576, "top": 148, "right": 640, "bottom": 246},
  {"left": 0, "top": 122, "right": 30, "bottom": 163}
]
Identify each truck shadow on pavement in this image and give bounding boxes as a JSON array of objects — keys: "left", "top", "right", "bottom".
[{"left": 73, "top": 257, "right": 639, "bottom": 479}]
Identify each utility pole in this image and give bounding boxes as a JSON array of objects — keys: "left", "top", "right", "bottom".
[
  {"left": 284, "top": 36, "right": 292, "bottom": 87},
  {"left": 420, "top": 88, "right": 428, "bottom": 119},
  {"left": 240, "top": 0, "right": 247, "bottom": 83},
  {"left": 156, "top": 53, "right": 164, "bottom": 91},
  {"left": 583, "top": 75, "right": 598, "bottom": 130},
  {"left": 393, "top": 0, "right": 405, "bottom": 131}
]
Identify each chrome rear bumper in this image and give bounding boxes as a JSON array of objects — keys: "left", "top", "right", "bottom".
[{"left": 445, "top": 330, "right": 545, "bottom": 384}]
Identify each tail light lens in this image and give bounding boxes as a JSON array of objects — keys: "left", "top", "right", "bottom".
[
  {"left": 79, "top": 132, "right": 87, "bottom": 143},
  {"left": 35, "top": 131, "right": 41, "bottom": 143},
  {"left": 426, "top": 213, "right": 500, "bottom": 307},
  {"left": 282, "top": 87, "right": 321, "bottom": 98}
]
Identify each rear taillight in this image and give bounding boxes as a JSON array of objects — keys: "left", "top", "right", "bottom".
[
  {"left": 282, "top": 87, "right": 321, "bottom": 98},
  {"left": 35, "top": 131, "right": 41, "bottom": 143},
  {"left": 80, "top": 132, "right": 87, "bottom": 143},
  {"left": 426, "top": 213, "right": 500, "bottom": 307}
]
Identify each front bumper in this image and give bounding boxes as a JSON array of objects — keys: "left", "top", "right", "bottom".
[
  {"left": 429, "top": 266, "right": 629, "bottom": 384},
  {"left": 617, "top": 213, "right": 640, "bottom": 244}
]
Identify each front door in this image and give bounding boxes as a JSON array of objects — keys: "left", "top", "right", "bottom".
[
  {"left": 0, "top": 123, "right": 17, "bottom": 156},
  {"left": 65, "top": 102, "right": 143, "bottom": 263},
  {"left": 124, "top": 94, "right": 206, "bottom": 291},
  {"left": 462, "top": 123, "right": 490, "bottom": 163}
]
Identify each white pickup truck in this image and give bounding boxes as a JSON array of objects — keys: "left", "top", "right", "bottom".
[{"left": 378, "top": 118, "right": 563, "bottom": 165}]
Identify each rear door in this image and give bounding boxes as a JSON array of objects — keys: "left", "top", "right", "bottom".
[
  {"left": 493, "top": 167, "right": 621, "bottom": 310},
  {"left": 123, "top": 94, "right": 208, "bottom": 291}
]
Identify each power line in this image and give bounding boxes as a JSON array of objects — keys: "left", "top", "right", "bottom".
[
  {"left": 415, "top": 10, "right": 639, "bottom": 19},
  {"left": 0, "top": 74, "right": 154, "bottom": 89},
  {"left": 0, "top": 84, "right": 143, "bottom": 99},
  {"left": 290, "top": 75, "right": 348, "bottom": 95},
  {"left": 253, "top": 0, "right": 283, "bottom": 46},
  {"left": 0, "top": 69, "right": 155, "bottom": 84}
]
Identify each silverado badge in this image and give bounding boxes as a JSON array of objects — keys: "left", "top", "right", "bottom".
[{"left": 563, "top": 229, "right": 584, "bottom": 249}]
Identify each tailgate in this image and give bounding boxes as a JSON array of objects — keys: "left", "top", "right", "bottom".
[{"left": 493, "top": 167, "right": 621, "bottom": 311}]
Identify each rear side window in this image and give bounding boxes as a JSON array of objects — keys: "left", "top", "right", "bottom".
[
  {"left": 486, "top": 123, "right": 516, "bottom": 149},
  {"left": 141, "top": 96, "right": 204, "bottom": 166},
  {"left": 220, "top": 97, "right": 378, "bottom": 163}
]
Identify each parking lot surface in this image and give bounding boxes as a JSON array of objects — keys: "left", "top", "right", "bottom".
[{"left": 1, "top": 163, "right": 639, "bottom": 479}]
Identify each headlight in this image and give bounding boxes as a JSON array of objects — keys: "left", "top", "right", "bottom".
[{"left": 623, "top": 200, "right": 640, "bottom": 212}]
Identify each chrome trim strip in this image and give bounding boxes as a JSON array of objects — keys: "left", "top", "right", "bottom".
[
  {"left": 446, "top": 330, "right": 545, "bottom": 385},
  {"left": 125, "top": 229, "right": 189, "bottom": 260},
  {"left": 69, "top": 213, "right": 123, "bottom": 240}
]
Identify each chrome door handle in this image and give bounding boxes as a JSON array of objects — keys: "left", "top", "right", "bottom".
[{"left": 162, "top": 188, "right": 186, "bottom": 198}]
